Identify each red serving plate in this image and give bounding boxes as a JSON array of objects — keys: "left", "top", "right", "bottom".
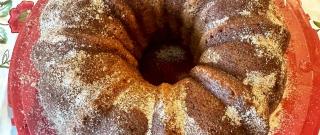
[{"left": 8, "top": 0, "right": 320, "bottom": 134}]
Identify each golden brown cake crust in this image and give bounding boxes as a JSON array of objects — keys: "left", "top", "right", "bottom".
[{"left": 31, "top": 0, "right": 289, "bottom": 134}]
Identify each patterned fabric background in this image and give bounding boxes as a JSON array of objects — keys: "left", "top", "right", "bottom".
[{"left": 0, "top": 0, "right": 319, "bottom": 135}]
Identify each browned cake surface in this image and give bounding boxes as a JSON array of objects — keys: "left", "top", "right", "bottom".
[{"left": 31, "top": 0, "right": 290, "bottom": 134}]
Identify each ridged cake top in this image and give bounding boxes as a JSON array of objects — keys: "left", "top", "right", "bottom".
[{"left": 31, "top": 0, "right": 289, "bottom": 134}]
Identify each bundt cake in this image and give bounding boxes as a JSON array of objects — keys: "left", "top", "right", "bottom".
[{"left": 31, "top": 0, "right": 290, "bottom": 134}]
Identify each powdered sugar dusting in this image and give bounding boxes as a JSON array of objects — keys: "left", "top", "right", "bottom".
[
  {"left": 91, "top": 0, "right": 104, "bottom": 9},
  {"left": 240, "top": 33, "right": 283, "bottom": 58},
  {"left": 268, "top": 104, "right": 284, "bottom": 134},
  {"left": 39, "top": 34, "right": 68, "bottom": 45},
  {"left": 267, "top": 2, "right": 284, "bottom": 26},
  {"left": 243, "top": 71, "right": 277, "bottom": 117},
  {"left": 154, "top": 100, "right": 166, "bottom": 122},
  {"left": 185, "top": 116, "right": 209, "bottom": 135},
  {"left": 157, "top": 83, "right": 188, "bottom": 134},
  {"left": 35, "top": 50, "right": 115, "bottom": 134},
  {"left": 222, "top": 104, "right": 268, "bottom": 134},
  {"left": 171, "top": 85, "right": 188, "bottom": 134},
  {"left": 39, "top": 0, "right": 107, "bottom": 45},
  {"left": 30, "top": 0, "right": 288, "bottom": 134},
  {"left": 200, "top": 47, "right": 221, "bottom": 64},
  {"left": 207, "top": 16, "right": 229, "bottom": 30},
  {"left": 34, "top": 0, "right": 156, "bottom": 134},
  {"left": 242, "top": 107, "right": 268, "bottom": 134},
  {"left": 224, "top": 106, "right": 242, "bottom": 126},
  {"left": 239, "top": 10, "right": 251, "bottom": 16},
  {"left": 200, "top": 1, "right": 216, "bottom": 21},
  {"left": 113, "top": 85, "right": 156, "bottom": 134}
]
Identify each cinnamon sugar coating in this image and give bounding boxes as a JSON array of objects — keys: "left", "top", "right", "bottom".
[{"left": 32, "top": 0, "right": 289, "bottom": 134}]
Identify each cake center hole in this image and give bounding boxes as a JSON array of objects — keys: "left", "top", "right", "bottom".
[{"left": 139, "top": 32, "right": 195, "bottom": 85}]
